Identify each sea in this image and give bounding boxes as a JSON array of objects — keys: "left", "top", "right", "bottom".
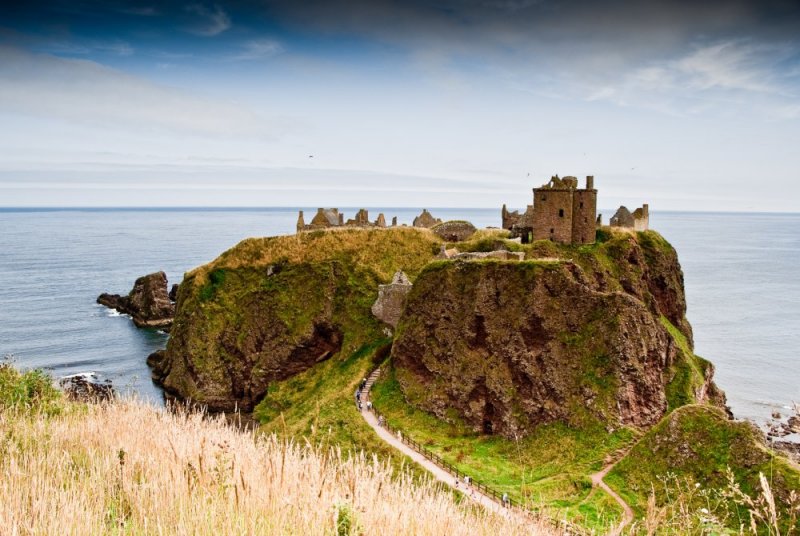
[{"left": 0, "top": 208, "right": 797, "bottom": 427}]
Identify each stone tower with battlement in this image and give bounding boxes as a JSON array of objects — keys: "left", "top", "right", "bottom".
[{"left": 532, "top": 175, "right": 597, "bottom": 244}]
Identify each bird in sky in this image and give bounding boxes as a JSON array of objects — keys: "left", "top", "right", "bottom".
[{"left": 309, "top": 155, "right": 314, "bottom": 158}]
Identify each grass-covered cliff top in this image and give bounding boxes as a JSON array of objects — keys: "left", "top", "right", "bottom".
[{"left": 188, "top": 227, "right": 444, "bottom": 284}]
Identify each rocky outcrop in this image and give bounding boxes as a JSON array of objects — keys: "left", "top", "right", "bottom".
[
  {"left": 432, "top": 221, "right": 477, "bottom": 242},
  {"left": 558, "top": 230, "right": 694, "bottom": 345},
  {"left": 150, "top": 228, "right": 442, "bottom": 413},
  {"left": 97, "top": 271, "right": 175, "bottom": 329},
  {"left": 371, "top": 271, "right": 412, "bottom": 329},
  {"left": 391, "top": 250, "right": 722, "bottom": 438},
  {"left": 169, "top": 283, "right": 180, "bottom": 302},
  {"left": 59, "top": 374, "right": 115, "bottom": 402}
]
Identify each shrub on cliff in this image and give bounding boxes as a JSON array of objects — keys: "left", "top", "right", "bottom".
[{"left": 0, "top": 357, "right": 62, "bottom": 415}]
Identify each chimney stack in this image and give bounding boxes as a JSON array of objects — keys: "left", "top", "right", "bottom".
[{"left": 586, "top": 175, "right": 594, "bottom": 190}]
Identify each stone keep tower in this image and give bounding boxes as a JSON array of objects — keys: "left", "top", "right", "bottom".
[{"left": 532, "top": 175, "right": 597, "bottom": 244}]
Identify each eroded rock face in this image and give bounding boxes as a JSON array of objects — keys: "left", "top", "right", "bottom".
[
  {"left": 391, "top": 260, "right": 717, "bottom": 438},
  {"left": 371, "top": 271, "right": 412, "bottom": 328},
  {"left": 149, "top": 228, "right": 442, "bottom": 413},
  {"left": 155, "top": 264, "right": 350, "bottom": 412},
  {"left": 97, "top": 271, "right": 175, "bottom": 329}
]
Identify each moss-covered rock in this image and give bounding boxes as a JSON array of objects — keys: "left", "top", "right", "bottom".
[{"left": 153, "top": 228, "right": 442, "bottom": 411}]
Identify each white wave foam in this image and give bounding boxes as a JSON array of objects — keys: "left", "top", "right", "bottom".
[{"left": 60, "top": 372, "right": 97, "bottom": 380}]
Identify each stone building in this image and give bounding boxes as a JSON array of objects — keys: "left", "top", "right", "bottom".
[
  {"left": 610, "top": 204, "right": 649, "bottom": 231},
  {"left": 413, "top": 209, "right": 442, "bottom": 228},
  {"left": 532, "top": 175, "right": 597, "bottom": 244},
  {"left": 502, "top": 175, "right": 597, "bottom": 245},
  {"left": 371, "top": 271, "right": 413, "bottom": 329},
  {"left": 297, "top": 208, "right": 389, "bottom": 232},
  {"left": 501, "top": 204, "right": 535, "bottom": 243}
]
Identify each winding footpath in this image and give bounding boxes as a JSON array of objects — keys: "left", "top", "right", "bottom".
[
  {"left": 359, "top": 367, "right": 636, "bottom": 534},
  {"left": 359, "top": 369, "right": 514, "bottom": 519},
  {"left": 589, "top": 462, "right": 634, "bottom": 535}
]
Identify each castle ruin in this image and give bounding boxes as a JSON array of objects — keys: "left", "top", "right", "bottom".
[
  {"left": 503, "top": 175, "right": 597, "bottom": 245},
  {"left": 296, "top": 208, "right": 447, "bottom": 234},
  {"left": 610, "top": 205, "right": 649, "bottom": 231},
  {"left": 297, "top": 208, "right": 389, "bottom": 233}
]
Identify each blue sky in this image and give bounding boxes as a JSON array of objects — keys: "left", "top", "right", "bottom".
[{"left": 1, "top": 0, "right": 800, "bottom": 210}]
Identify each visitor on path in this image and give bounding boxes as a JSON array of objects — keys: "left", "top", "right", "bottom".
[
  {"left": 361, "top": 377, "right": 367, "bottom": 390},
  {"left": 502, "top": 493, "right": 509, "bottom": 507},
  {"left": 358, "top": 401, "right": 362, "bottom": 411},
  {"left": 366, "top": 401, "right": 372, "bottom": 411}
]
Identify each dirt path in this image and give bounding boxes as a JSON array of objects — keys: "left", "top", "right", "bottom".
[
  {"left": 589, "top": 462, "right": 634, "bottom": 535},
  {"left": 360, "top": 367, "right": 630, "bottom": 534},
  {"left": 359, "top": 369, "right": 514, "bottom": 519}
]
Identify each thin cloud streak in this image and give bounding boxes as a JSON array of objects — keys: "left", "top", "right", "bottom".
[
  {"left": 231, "top": 39, "right": 284, "bottom": 61},
  {"left": 0, "top": 46, "right": 274, "bottom": 137},
  {"left": 184, "top": 3, "right": 231, "bottom": 36}
]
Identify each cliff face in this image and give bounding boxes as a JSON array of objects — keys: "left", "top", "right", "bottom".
[
  {"left": 391, "top": 231, "right": 720, "bottom": 438},
  {"left": 151, "top": 228, "right": 441, "bottom": 412},
  {"left": 153, "top": 226, "right": 719, "bottom": 430}
]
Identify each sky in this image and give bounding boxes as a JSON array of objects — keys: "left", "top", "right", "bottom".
[{"left": 1, "top": 0, "right": 800, "bottom": 210}]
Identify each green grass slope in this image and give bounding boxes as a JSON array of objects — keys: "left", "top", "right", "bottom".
[{"left": 606, "top": 405, "right": 800, "bottom": 533}]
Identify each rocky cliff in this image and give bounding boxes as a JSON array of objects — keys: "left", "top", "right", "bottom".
[
  {"left": 151, "top": 228, "right": 441, "bottom": 412},
  {"left": 151, "top": 226, "right": 721, "bottom": 432},
  {"left": 390, "top": 230, "right": 723, "bottom": 438}
]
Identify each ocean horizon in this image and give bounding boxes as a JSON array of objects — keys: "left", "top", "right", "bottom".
[{"left": 1, "top": 207, "right": 797, "bottom": 430}]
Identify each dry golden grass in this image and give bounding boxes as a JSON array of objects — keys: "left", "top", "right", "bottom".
[
  {"left": 190, "top": 226, "right": 443, "bottom": 283},
  {"left": 0, "top": 399, "right": 558, "bottom": 535}
]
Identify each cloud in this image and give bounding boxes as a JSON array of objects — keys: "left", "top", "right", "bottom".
[
  {"left": 40, "top": 40, "right": 135, "bottom": 57},
  {"left": 0, "top": 46, "right": 272, "bottom": 137},
  {"left": 184, "top": 3, "right": 231, "bottom": 36},
  {"left": 583, "top": 40, "right": 800, "bottom": 117},
  {"left": 675, "top": 41, "right": 783, "bottom": 93},
  {"left": 231, "top": 39, "right": 284, "bottom": 61}
]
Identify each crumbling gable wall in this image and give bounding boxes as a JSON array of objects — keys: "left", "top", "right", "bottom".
[{"left": 611, "top": 204, "right": 649, "bottom": 231}]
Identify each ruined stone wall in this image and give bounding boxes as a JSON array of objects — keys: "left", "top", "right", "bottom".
[
  {"left": 633, "top": 204, "right": 650, "bottom": 231},
  {"left": 571, "top": 188, "right": 597, "bottom": 244},
  {"left": 532, "top": 188, "right": 574, "bottom": 243}
]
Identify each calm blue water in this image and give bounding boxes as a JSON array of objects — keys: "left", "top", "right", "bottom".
[{"left": 0, "top": 208, "right": 797, "bottom": 424}]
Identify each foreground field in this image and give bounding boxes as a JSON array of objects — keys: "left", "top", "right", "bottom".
[{"left": 0, "top": 365, "right": 554, "bottom": 536}]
